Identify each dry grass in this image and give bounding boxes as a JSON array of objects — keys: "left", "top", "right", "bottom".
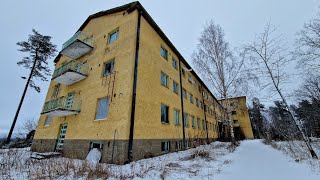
[
  {"left": 180, "top": 147, "right": 214, "bottom": 161},
  {"left": 0, "top": 141, "right": 237, "bottom": 179}
]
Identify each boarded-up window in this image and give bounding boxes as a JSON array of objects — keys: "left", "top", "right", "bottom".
[{"left": 95, "top": 97, "right": 110, "bottom": 120}]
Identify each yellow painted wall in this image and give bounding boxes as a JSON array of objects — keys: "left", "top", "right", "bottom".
[
  {"left": 223, "top": 96, "right": 254, "bottom": 139},
  {"left": 33, "top": 8, "right": 246, "bottom": 147},
  {"left": 133, "top": 16, "right": 218, "bottom": 141},
  {"left": 33, "top": 10, "right": 139, "bottom": 141}
]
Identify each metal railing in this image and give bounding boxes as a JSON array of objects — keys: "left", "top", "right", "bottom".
[
  {"left": 62, "top": 31, "right": 93, "bottom": 50},
  {"left": 42, "top": 93, "right": 81, "bottom": 114},
  {"left": 52, "top": 61, "right": 88, "bottom": 80}
]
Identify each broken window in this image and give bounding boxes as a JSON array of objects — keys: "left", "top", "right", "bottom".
[
  {"left": 161, "top": 141, "right": 170, "bottom": 152},
  {"left": 52, "top": 84, "right": 60, "bottom": 99},
  {"left": 161, "top": 104, "right": 169, "bottom": 123},
  {"left": 108, "top": 29, "right": 119, "bottom": 44},
  {"left": 103, "top": 60, "right": 114, "bottom": 77}
]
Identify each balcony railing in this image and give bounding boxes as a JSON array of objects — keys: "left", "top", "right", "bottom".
[
  {"left": 61, "top": 31, "right": 93, "bottom": 59},
  {"left": 52, "top": 61, "right": 88, "bottom": 85},
  {"left": 41, "top": 93, "right": 81, "bottom": 117}
]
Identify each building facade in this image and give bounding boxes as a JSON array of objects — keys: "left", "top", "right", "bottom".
[
  {"left": 219, "top": 97, "right": 254, "bottom": 140},
  {"left": 31, "top": 2, "right": 253, "bottom": 164}
]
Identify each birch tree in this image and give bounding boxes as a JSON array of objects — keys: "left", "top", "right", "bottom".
[
  {"left": 192, "top": 21, "right": 249, "bottom": 142},
  {"left": 245, "top": 22, "right": 318, "bottom": 158}
]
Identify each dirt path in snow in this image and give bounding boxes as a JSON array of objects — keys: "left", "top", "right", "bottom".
[{"left": 214, "top": 140, "right": 320, "bottom": 180}]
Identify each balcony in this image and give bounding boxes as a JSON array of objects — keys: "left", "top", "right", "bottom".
[
  {"left": 52, "top": 61, "right": 88, "bottom": 85},
  {"left": 41, "top": 93, "right": 81, "bottom": 117},
  {"left": 61, "top": 31, "right": 93, "bottom": 59}
]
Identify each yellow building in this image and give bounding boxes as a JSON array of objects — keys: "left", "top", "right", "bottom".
[
  {"left": 31, "top": 1, "right": 253, "bottom": 164},
  {"left": 219, "top": 96, "right": 254, "bottom": 140}
]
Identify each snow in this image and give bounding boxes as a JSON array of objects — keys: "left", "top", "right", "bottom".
[
  {"left": 0, "top": 140, "right": 319, "bottom": 179},
  {"left": 85, "top": 148, "right": 101, "bottom": 164},
  {"left": 214, "top": 140, "right": 320, "bottom": 180}
]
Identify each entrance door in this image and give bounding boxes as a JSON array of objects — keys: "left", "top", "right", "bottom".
[
  {"left": 56, "top": 124, "right": 68, "bottom": 151},
  {"left": 65, "top": 92, "right": 75, "bottom": 109}
]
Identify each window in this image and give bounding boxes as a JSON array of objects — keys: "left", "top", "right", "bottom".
[
  {"left": 161, "top": 141, "right": 170, "bottom": 152},
  {"left": 182, "top": 89, "right": 187, "bottom": 99},
  {"left": 95, "top": 97, "right": 110, "bottom": 120},
  {"left": 44, "top": 116, "right": 52, "bottom": 126},
  {"left": 197, "top": 118, "right": 201, "bottom": 129},
  {"left": 108, "top": 29, "right": 119, "bottom": 44},
  {"left": 173, "top": 81, "right": 179, "bottom": 94},
  {"left": 181, "top": 68, "right": 186, "bottom": 76},
  {"left": 160, "top": 46, "right": 168, "bottom": 60},
  {"left": 52, "top": 84, "right": 60, "bottom": 98},
  {"left": 233, "top": 120, "right": 239, "bottom": 124},
  {"left": 161, "top": 104, "right": 169, "bottom": 123},
  {"left": 232, "top": 111, "right": 237, "bottom": 115},
  {"left": 193, "top": 81, "right": 198, "bottom": 88},
  {"left": 200, "top": 102, "right": 203, "bottom": 109},
  {"left": 191, "top": 115, "right": 195, "bottom": 128},
  {"left": 103, "top": 60, "right": 114, "bottom": 77},
  {"left": 160, "top": 72, "right": 168, "bottom": 87},
  {"left": 183, "top": 112, "right": 188, "bottom": 127},
  {"left": 174, "top": 108, "right": 180, "bottom": 125},
  {"left": 202, "top": 120, "right": 205, "bottom": 130},
  {"left": 90, "top": 142, "right": 103, "bottom": 150},
  {"left": 189, "top": 93, "right": 194, "bottom": 104},
  {"left": 188, "top": 74, "right": 192, "bottom": 83},
  {"left": 196, "top": 98, "right": 199, "bottom": 107},
  {"left": 172, "top": 58, "right": 178, "bottom": 69}
]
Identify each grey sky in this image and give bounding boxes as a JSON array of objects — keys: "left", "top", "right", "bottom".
[{"left": 0, "top": 0, "right": 319, "bottom": 136}]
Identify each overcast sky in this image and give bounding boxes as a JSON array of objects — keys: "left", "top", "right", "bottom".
[{"left": 0, "top": 0, "right": 319, "bottom": 137}]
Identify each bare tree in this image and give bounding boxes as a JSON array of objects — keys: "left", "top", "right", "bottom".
[
  {"left": 296, "top": 74, "right": 320, "bottom": 101},
  {"left": 192, "top": 21, "right": 250, "bottom": 142},
  {"left": 17, "top": 119, "right": 37, "bottom": 139},
  {"left": 245, "top": 22, "right": 318, "bottom": 158},
  {"left": 294, "top": 13, "right": 320, "bottom": 73}
]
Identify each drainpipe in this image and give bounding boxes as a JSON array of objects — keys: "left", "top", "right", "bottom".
[
  {"left": 178, "top": 59, "right": 186, "bottom": 149},
  {"left": 128, "top": 10, "right": 142, "bottom": 162},
  {"left": 201, "top": 86, "right": 209, "bottom": 144}
]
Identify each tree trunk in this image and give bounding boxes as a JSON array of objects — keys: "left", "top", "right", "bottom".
[
  {"left": 277, "top": 88, "right": 318, "bottom": 159},
  {"left": 6, "top": 55, "right": 37, "bottom": 144}
]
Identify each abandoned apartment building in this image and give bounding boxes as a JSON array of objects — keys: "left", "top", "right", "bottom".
[{"left": 31, "top": 1, "right": 254, "bottom": 164}]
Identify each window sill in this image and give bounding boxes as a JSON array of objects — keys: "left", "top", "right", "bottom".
[
  {"left": 94, "top": 118, "right": 108, "bottom": 121},
  {"left": 161, "top": 122, "right": 170, "bottom": 125},
  {"left": 44, "top": 125, "right": 50, "bottom": 127},
  {"left": 161, "top": 84, "right": 169, "bottom": 89}
]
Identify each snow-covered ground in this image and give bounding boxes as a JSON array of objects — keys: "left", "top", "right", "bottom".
[
  {"left": 0, "top": 142, "right": 235, "bottom": 179},
  {"left": 215, "top": 140, "right": 320, "bottom": 180},
  {"left": 0, "top": 140, "right": 319, "bottom": 179}
]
